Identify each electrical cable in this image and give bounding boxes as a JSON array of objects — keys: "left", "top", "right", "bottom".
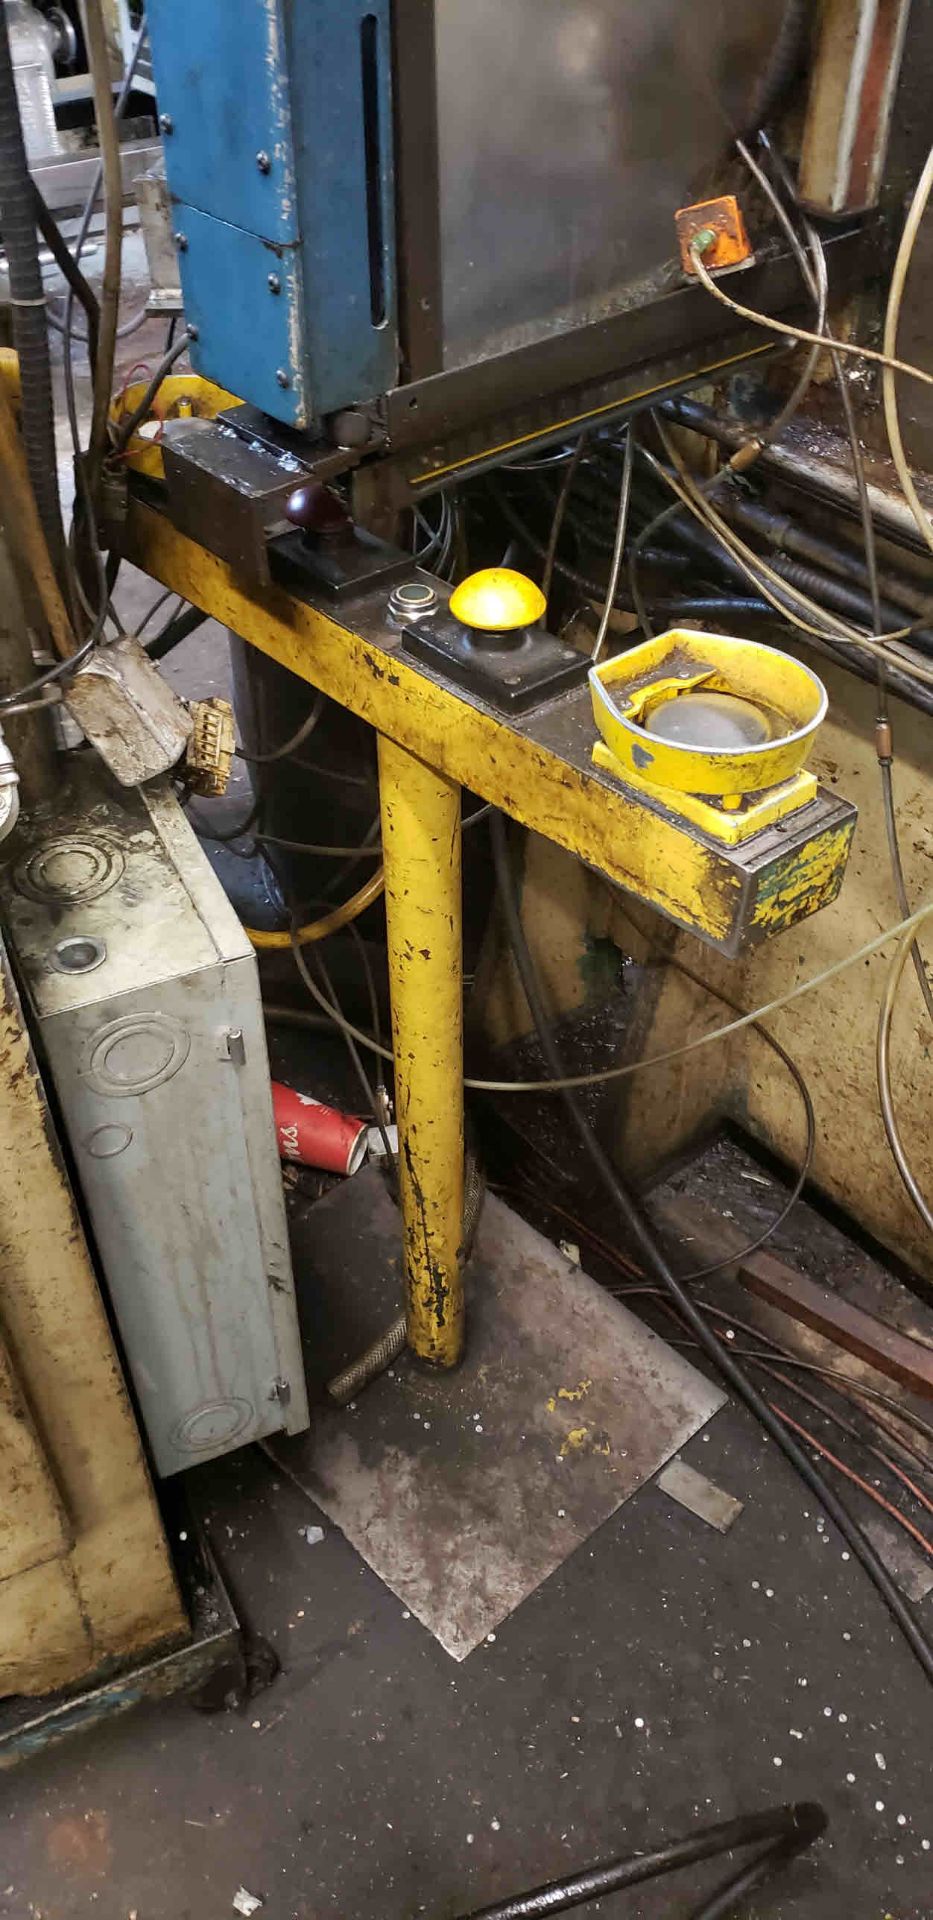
[
  {"left": 488, "top": 809, "right": 933, "bottom": 1681},
  {"left": 246, "top": 867, "right": 385, "bottom": 951},
  {"left": 627, "top": 946, "right": 815, "bottom": 1282},
  {"left": 83, "top": 0, "right": 126, "bottom": 504},
  {"left": 277, "top": 898, "right": 933, "bottom": 1094},
  {"left": 60, "top": 19, "right": 148, "bottom": 639},
  {"left": 487, "top": 473, "right": 770, "bottom": 622},
  {"left": 768, "top": 1402, "right": 933, "bottom": 1559},
  {"left": 146, "top": 604, "right": 206, "bottom": 661},
  {"left": 756, "top": 141, "right": 933, "bottom": 1019},
  {"left": 505, "top": 1183, "right": 933, "bottom": 1452},
  {"left": 234, "top": 692, "right": 325, "bottom": 765},
  {"left": 591, "top": 427, "right": 634, "bottom": 663},
  {"left": 61, "top": 14, "right": 147, "bottom": 464},
  {"left": 109, "top": 331, "right": 193, "bottom": 453},
  {"left": 688, "top": 231, "right": 933, "bottom": 391},
  {"left": 45, "top": 297, "right": 151, "bottom": 344},
  {"left": 256, "top": 833, "right": 383, "bottom": 859},
  {"left": 453, "top": 1802, "right": 827, "bottom": 1920},
  {"left": 134, "top": 587, "right": 180, "bottom": 637},
  {"left": 882, "top": 141, "right": 933, "bottom": 561},
  {"left": 541, "top": 430, "right": 590, "bottom": 606},
  {"left": 877, "top": 916, "right": 933, "bottom": 1234},
  {"left": 744, "top": 1356, "right": 933, "bottom": 1519},
  {"left": 30, "top": 180, "right": 99, "bottom": 364},
  {"left": 646, "top": 425, "right": 933, "bottom": 678}
]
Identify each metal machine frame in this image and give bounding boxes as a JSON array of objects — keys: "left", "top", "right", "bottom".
[{"left": 119, "top": 493, "right": 855, "bottom": 1371}]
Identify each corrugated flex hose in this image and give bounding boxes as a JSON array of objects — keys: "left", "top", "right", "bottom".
[
  {"left": 326, "top": 1145, "right": 486, "bottom": 1403},
  {"left": 0, "top": 3, "right": 64, "bottom": 575}
]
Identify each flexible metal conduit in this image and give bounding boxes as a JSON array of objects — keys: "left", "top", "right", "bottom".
[{"left": 0, "top": 3, "right": 64, "bottom": 571}]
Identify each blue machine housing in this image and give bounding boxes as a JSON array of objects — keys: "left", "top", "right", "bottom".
[{"left": 146, "top": 0, "right": 398, "bottom": 429}]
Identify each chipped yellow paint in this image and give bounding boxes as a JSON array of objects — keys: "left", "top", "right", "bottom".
[
  {"left": 592, "top": 741, "right": 817, "bottom": 846},
  {"left": 120, "top": 500, "right": 762, "bottom": 947},
  {"left": 750, "top": 819, "right": 855, "bottom": 933},
  {"left": 378, "top": 735, "right": 464, "bottom": 1367},
  {"left": 559, "top": 1427, "right": 590, "bottom": 1457},
  {"left": 557, "top": 1379, "right": 592, "bottom": 1403}
]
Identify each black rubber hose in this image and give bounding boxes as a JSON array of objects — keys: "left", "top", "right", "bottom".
[
  {"left": 489, "top": 813, "right": 933, "bottom": 1684},
  {"left": 645, "top": 490, "right": 933, "bottom": 716},
  {"left": 455, "top": 1802, "right": 827, "bottom": 1920},
  {"left": 768, "top": 551, "right": 933, "bottom": 645},
  {"left": 146, "top": 605, "right": 208, "bottom": 661},
  {"left": 486, "top": 478, "right": 769, "bottom": 619},
  {"left": 0, "top": 3, "right": 64, "bottom": 573},
  {"left": 717, "top": 489, "right": 933, "bottom": 631}
]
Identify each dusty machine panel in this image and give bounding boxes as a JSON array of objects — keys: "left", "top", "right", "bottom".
[{"left": 0, "top": 770, "right": 309, "bottom": 1478}]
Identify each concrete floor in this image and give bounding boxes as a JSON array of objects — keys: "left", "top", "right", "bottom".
[
  {"left": 5, "top": 246, "right": 931, "bottom": 1920},
  {"left": 1, "top": 1390, "right": 931, "bottom": 1920}
]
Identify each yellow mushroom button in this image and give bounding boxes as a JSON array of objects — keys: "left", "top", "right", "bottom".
[{"left": 449, "top": 567, "right": 546, "bottom": 633}]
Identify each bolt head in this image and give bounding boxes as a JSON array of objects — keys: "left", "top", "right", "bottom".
[
  {"left": 158, "top": 112, "right": 174, "bottom": 134},
  {"left": 275, "top": 367, "right": 291, "bottom": 389},
  {"left": 267, "top": 272, "right": 282, "bottom": 294},
  {"left": 256, "top": 150, "right": 272, "bottom": 174},
  {"left": 174, "top": 232, "right": 188, "bottom": 252}
]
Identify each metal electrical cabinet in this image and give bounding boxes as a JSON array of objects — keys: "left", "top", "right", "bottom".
[
  {"left": 144, "top": 0, "right": 790, "bottom": 431},
  {"left": 0, "top": 769, "right": 309, "bottom": 1478}
]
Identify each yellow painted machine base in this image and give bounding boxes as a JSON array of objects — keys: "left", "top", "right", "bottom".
[{"left": 591, "top": 740, "right": 819, "bottom": 846}]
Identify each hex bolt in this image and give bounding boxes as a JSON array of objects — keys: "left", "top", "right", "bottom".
[
  {"left": 256, "top": 150, "right": 271, "bottom": 174},
  {"left": 174, "top": 231, "right": 188, "bottom": 252},
  {"left": 275, "top": 368, "right": 291, "bottom": 389},
  {"left": 267, "top": 272, "right": 281, "bottom": 295},
  {"left": 158, "top": 112, "right": 174, "bottom": 134}
]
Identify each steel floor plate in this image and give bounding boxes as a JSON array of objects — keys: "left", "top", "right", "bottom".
[{"left": 269, "top": 1170, "right": 724, "bottom": 1658}]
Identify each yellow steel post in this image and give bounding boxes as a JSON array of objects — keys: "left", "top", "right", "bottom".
[{"left": 378, "top": 733, "right": 464, "bottom": 1367}]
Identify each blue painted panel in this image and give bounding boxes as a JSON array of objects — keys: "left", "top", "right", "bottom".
[
  {"left": 146, "top": 0, "right": 298, "bottom": 245},
  {"left": 177, "top": 206, "right": 307, "bottom": 427},
  {"left": 287, "top": 0, "right": 398, "bottom": 412},
  {"left": 146, "top": 0, "right": 399, "bottom": 427}
]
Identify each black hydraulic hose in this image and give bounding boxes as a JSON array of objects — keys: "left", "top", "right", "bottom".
[
  {"left": 146, "top": 604, "right": 207, "bottom": 660},
  {"left": 768, "top": 550, "right": 931, "bottom": 642},
  {"left": 719, "top": 493, "right": 933, "bottom": 647},
  {"left": 487, "top": 478, "right": 768, "bottom": 620},
  {"left": 489, "top": 812, "right": 933, "bottom": 1683},
  {"left": 0, "top": 2, "right": 64, "bottom": 573},
  {"left": 646, "top": 490, "right": 933, "bottom": 715},
  {"left": 454, "top": 1802, "right": 827, "bottom": 1920}
]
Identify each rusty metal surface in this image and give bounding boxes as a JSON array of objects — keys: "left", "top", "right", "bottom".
[
  {"left": 0, "top": 1330, "right": 71, "bottom": 1583},
  {"left": 737, "top": 1251, "right": 933, "bottom": 1400},
  {"left": 268, "top": 1170, "right": 723, "bottom": 1660},
  {"left": 675, "top": 196, "right": 753, "bottom": 277},
  {"left": 799, "top": 0, "right": 911, "bottom": 215},
  {"left": 0, "top": 1530, "right": 242, "bottom": 1770}
]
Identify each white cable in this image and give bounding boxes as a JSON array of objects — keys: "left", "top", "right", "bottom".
[
  {"left": 882, "top": 143, "right": 933, "bottom": 560},
  {"left": 291, "top": 896, "right": 933, "bottom": 1096},
  {"left": 689, "top": 236, "right": 933, "bottom": 392}
]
